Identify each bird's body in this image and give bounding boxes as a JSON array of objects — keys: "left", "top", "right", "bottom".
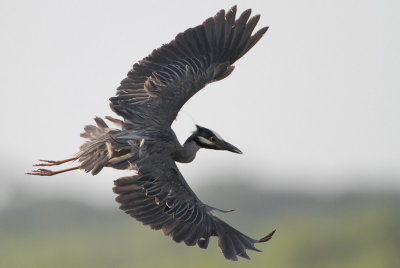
[{"left": 28, "top": 6, "right": 275, "bottom": 261}]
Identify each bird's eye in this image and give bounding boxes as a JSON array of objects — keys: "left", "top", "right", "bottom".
[{"left": 209, "top": 136, "right": 217, "bottom": 143}]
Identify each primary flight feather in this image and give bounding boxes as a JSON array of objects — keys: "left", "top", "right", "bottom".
[{"left": 28, "top": 6, "right": 275, "bottom": 261}]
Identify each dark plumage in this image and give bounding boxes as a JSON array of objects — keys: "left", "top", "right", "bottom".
[{"left": 28, "top": 6, "right": 275, "bottom": 261}]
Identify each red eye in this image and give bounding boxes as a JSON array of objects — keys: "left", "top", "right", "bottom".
[{"left": 209, "top": 136, "right": 217, "bottom": 143}]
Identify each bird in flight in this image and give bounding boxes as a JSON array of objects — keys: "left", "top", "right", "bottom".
[{"left": 28, "top": 6, "right": 275, "bottom": 261}]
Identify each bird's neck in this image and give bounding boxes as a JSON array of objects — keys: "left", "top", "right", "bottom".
[{"left": 174, "top": 136, "right": 201, "bottom": 163}]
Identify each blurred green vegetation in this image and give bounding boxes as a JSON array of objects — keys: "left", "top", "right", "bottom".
[{"left": 1, "top": 183, "right": 399, "bottom": 268}]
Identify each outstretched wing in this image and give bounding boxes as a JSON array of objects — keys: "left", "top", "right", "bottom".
[
  {"left": 110, "top": 6, "right": 268, "bottom": 127},
  {"left": 113, "top": 145, "right": 275, "bottom": 261}
]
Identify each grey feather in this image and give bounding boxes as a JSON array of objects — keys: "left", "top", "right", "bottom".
[{"left": 30, "top": 6, "right": 274, "bottom": 262}]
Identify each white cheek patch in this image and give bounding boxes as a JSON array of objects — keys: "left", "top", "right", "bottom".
[{"left": 198, "top": 136, "right": 214, "bottom": 145}]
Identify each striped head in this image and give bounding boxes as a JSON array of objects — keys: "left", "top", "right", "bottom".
[{"left": 192, "top": 125, "right": 242, "bottom": 154}]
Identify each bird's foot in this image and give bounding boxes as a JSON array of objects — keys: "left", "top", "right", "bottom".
[
  {"left": 26, "top": 165, "right": 80, "bottom": 176},
  {"left": 26, "top": 168, "right": 56, "bottom": 176},
  {"left": 33, "top": 157, "right": 77, "bottom": 167},
  {"left": 33, "top": 159, "right": 62, "bottom": 167}
]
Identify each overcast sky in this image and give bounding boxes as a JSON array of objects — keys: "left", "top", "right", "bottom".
[{"left": 1, "top": 0, "right": 399, "bottom": 205}]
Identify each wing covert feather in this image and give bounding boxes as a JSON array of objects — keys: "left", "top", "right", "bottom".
[
  {"left": 113, "top": 150, "right": 275, "bottom": 261},
  {"left": 109, "top": 6, "right": 274, "bottom": 261},
  {"left": 110, "top": 6, "right": 268, "bottom": 127}
]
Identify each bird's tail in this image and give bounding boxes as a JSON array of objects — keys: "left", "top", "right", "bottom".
[
  {"left": 77, "top": 117, "right": 139, "bottom": 175},
  {"left": 27, "top": 117, "right": 139, "bottom": 176}
]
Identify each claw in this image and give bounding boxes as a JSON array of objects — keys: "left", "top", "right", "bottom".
[
  {"left": 33, "top": 157, "right": 77, "bottom": 167},
  {"left": 26, "top": 168, "right": 56, "bottom": 176},
  {"left": 33, "top": 160, "right": 60, "bottom": 167},
  {"left": 26, "top": 166, "right": 80, "bottom": 176}
]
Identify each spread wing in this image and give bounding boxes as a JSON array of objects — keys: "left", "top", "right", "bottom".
[
  {"left": 113, "top": 146, "right": 275, "bottom": 261},
  {"left": 110, "top": 6, "right": 268, "bottom": 127}
]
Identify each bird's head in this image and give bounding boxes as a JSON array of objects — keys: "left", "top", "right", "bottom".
[{"left": 191, "top": 125, "right": 242, "bottom": 154}]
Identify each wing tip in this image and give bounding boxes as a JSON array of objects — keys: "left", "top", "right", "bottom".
[
  {"left": 257, "top": 229, "right": 276, "bottom": 243},
  {"left": 229, "top": 5, "right": 237, "bottom": 13},
  {"left": 259, "top": 26, "right": 270, "bottom": 35}
]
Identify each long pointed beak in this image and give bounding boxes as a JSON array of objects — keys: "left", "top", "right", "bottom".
[{"left": 221, "top": 140, "right": 243, "bottom": 154}]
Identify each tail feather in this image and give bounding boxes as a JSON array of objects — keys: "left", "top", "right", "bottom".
[{"left": 78, "top": 117, "right": 138, "bottom": 175}]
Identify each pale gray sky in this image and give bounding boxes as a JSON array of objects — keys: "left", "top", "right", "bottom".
[{"left": 1, "top": 0, "right": 399, "bottom": 205}]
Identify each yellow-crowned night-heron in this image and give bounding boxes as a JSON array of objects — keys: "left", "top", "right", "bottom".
[{"left": 28, "top": 6, "right": 275, "bottom": 261}]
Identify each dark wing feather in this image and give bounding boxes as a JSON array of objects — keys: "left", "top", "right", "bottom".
[
  {"left": 110, "top": 6, "right": 268, "bottom": 127},
  {"left": 113, "top": 147, "right": 275, "bottom": 261}
]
